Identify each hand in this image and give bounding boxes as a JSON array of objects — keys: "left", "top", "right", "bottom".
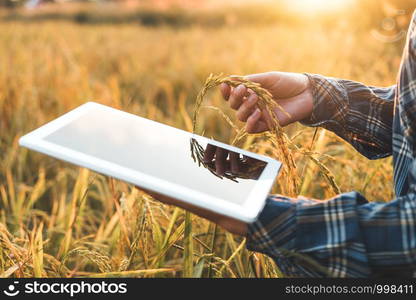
[
  {"left": 220, "top": 72, "right": 313, "bottom": 133},
  {"left": 202, "top": 144, "right": 265, "bottom": 180}
]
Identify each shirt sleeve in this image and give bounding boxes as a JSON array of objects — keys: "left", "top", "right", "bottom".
[
  {"left": 300, "top": 73, "right": 395, "bottom": 160},
  {"left": 246, "top": 160, "right": 416, "bottom": 278}
]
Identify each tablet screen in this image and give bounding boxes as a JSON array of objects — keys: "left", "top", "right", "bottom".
[{"left": 43, "top": 107, "right": 268, "bottom": 205}]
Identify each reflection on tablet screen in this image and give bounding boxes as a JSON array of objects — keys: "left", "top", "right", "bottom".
[
  {"left": 43, "top": 108, "right": 269, "bottom": 205},
  {"left": 190, "top": 138, "right": 266, "bottom": 182}
]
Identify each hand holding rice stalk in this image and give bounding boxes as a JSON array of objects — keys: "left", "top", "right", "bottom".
[{"left": 192, "top": 73, "right": 341, "bottom": 196}]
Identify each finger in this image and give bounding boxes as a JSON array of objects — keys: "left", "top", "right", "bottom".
[
  {"left": 272, "top": 95, "right": 308, "bottom": 126},
  {"left": 246, "top": 109, "right": 269, "bottom": 133},
  {"left": 229, "top": 84, "right": 247, "bottom": 110},
  {"left": 236, "top": 93, "right": 258, "bottom": 122},
  {"left": 215, "top": 148, "right": 228, "bottom": 176},
  {"left": 203, "top": 144, "right": 217, "bottom": 163},
  {"left": 223, "top": 76, "right": 247, "bottom": 102},
  {"left": 244, "top": 72, "right": 277, "bottom": 88},
  {"left": 220, "top": 83, "right": 231, "bottom": 101},
  {"left": 229, "top": 152, "right": 240, "bottom": 173}
]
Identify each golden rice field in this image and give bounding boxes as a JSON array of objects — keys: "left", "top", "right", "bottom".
[{"left": 0, "top": 3, "right": 407, "bottom": 277}]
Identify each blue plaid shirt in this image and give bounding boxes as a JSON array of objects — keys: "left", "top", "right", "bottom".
[{"left": 246, "top": 10, "right": 416, "bottom": 278}]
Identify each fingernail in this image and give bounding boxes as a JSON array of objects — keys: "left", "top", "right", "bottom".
[{"left": 253, "top": 108, "right": 261, "bottom": 117}]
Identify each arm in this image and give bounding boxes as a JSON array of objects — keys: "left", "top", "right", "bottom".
[{"left": 220, "top": 72, "right": 395, "bottom": 160}]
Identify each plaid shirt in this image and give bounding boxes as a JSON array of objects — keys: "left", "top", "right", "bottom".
[{"left": 246, "top": 10, "right": 416, "bottom": 278}]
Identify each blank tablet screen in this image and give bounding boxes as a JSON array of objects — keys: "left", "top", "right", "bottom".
[{"left": 43, "top": 107, "right": 268, "bottom": 205}]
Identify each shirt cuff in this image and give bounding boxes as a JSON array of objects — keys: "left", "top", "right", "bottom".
[
  {"left": 246, "top": 195, "right": 297, "bottom": 258},
  {"left": 300, "top": 73, "right": 349, "bottom": 133}
]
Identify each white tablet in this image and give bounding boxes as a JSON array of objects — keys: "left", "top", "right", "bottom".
[{"left": 19, "top": 102, "right": 281, "bottom": 222}]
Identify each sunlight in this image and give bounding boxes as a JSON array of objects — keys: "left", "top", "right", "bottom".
[{"left": 285, "top": 0, "right": 355, "bottom": 14}]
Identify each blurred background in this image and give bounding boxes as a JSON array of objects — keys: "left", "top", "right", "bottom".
[{"left": 0, "top": 0, "right": 415, "bottom": 278}]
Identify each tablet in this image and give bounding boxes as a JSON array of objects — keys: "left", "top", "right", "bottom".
[{"left": 19, "top": 102, "right": 281, "bottom": 222}]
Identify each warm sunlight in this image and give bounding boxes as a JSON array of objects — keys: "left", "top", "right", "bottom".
[{"left": 285, "top": 0, "right": 356, "bottom": 14}]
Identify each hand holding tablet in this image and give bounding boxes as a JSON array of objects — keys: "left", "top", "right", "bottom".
[{"left": 19, "top": 102, "right": 281, "bottom": 224}]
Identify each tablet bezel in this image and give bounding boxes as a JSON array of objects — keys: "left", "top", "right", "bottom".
[{"left": 19, "top": 102, "right": 281, "bottom": 223}]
